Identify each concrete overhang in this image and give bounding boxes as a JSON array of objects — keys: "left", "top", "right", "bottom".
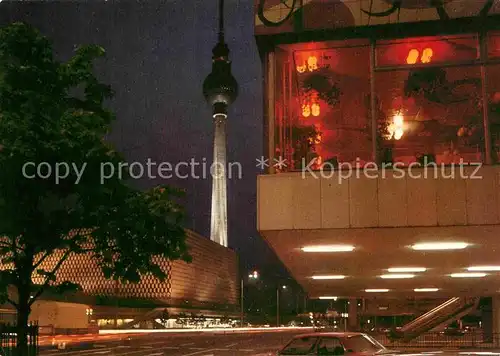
[{"left": 257, "top": 166, "right": 500, "bottom": 298}]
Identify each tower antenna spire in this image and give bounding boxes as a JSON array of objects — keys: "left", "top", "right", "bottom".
[{"left": 218, "top": 0, "right": 224, "bottom": 43}]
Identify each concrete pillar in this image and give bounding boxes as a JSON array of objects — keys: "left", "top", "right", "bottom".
[
  {"left": 483, "top": 297, "right": 500, "bottom": 345},
  {"left": 482, "top": 298, "right": 492, "bottom": 342},
  {"left": 348, "top": 299, "right": 358, "bottom": 331},
  {"left": 493, "top": 297, "right": 500, "bottom": 346}
]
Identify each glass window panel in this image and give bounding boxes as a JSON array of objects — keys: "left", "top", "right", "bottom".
[
  {"left": 343, "top": 335, "right": 385, "bottom": 353},
  {"left": 375, "top": 65, "right": 484, "bottom": 165},
  {"left": 275, "top": 42, "right": 371, "bottom": 171},
  {"left": 317, "top": 337, "right": 343, "bottom": 355},
  {"left": 486, "top": 64, "right": 500, "bottom": 162},
  {"left": 488, "top": 32, "right": 500, "bottom": 58},
  {"left": 280, "top": 336, "right": 318, "bottom": 355},
  {"left": 376, "top": 35, "right": 479, "bottom": 68}
]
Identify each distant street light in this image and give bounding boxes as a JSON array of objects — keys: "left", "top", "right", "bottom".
[
  {"left": 277, "top": 285, "right": 288, "bottom": 326},
  {"left": 86, "top": 308, "right": 93, "bottom": 324},
  {"left": 242, "top": 271, "right": 259, "bottom": 327}
]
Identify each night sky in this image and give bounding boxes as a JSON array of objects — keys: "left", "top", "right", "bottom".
[{"left": 0, "top": 1, "right": 286, "bottom": 277}]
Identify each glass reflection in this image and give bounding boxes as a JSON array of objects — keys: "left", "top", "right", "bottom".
[
  {"left": 272, "top": 34, "right": 498, "bottom": 172},
  {"left": 275, "top": 42, "right": 371, "bottom": 171},
  {"left": 376, "top": 65, "right": 483, "bottom": 165}
]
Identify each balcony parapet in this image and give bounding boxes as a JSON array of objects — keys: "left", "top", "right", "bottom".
[{"left": 257, "top": 165, "right": 500, "bottom": 230}]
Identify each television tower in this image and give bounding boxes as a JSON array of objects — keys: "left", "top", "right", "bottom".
[{"left": 202, "top": 0, "right": 238, "bottom": 247}]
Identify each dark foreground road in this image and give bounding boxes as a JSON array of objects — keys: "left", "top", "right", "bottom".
[
  {"left": 39, "top": 330, "right": 304, "bottom": 356},
  {"left": 37, "top": 330, "right": 500, "bottom": 356}
]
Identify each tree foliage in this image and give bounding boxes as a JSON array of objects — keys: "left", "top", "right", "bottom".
[{"left": 0, "top": 22, "right": 190, "bottom": 352}]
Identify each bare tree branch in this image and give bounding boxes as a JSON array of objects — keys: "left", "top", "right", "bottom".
[
  {"left": 29, "top": 250, "right": 72, "bottom": 306},
  {"left": 32, "top": 251, "right": 51, "bottom": 270}
]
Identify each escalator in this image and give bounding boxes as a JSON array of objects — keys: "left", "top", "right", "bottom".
[{"left": 391, "top": 297, "right": 479, "bottom": 341}]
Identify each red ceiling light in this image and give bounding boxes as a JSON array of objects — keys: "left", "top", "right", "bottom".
[
  {"left": 311, "top": 102, "right": 320, "bottom": 116},
  {"left": 307, "top": 56, "right": 318, "bottom": 72},
  {"left": 310, "top": 92, "right": 320, "bottom": 117},
  {"left": 302, "top": 102, "right": 311, "bottom": 118},
  {"left": 296, "top": 64, "right": 306, "bottom": 73},
  {"left": 296, "top": 55, "right": 319, "bottom": 73}
]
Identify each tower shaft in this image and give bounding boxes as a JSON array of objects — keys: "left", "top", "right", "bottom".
[
  {"left": 203, "top": 0, "right": 237, "bottom": 247},
  {"left": 210, "top": 114, "right": 228, "bottom": 247}
]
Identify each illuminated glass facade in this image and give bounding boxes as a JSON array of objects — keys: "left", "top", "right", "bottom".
[
  {"left": 256, "top": 1, "right": 500, "bottom": 302},
  {"left": 271, "top": 31, "right": 500, "bottom": 171}
]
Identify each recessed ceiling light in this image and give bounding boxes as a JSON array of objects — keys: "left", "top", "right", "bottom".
[
  {"left": 467, "top": 266, "right": 500, "bottom": 272},
  {"left": 312, "top": 275, "right": 346, "bottom": 280},
  {"left": 411, "top": 242, "right": 469, "bottom": 250},
  {"left": 301, "top": 245, "right": 354, "bottom": 252},
  {"left": 414, "top": 288, "right": 439, "bottom": 292},
  {"left": 365, "top": 289, "right": 389, "bottom": 292},
  {"left": 450, "top": 272, "right": 486, "bottom": 278},
  {"left": 380, "top": 274, "right": 415, "bottom": 279},
  {"left": 319, "top": 296, "right": 338, "bottom": 300},
  {"left": 388, "top": 267, "right": 426, "bottom": 273}
]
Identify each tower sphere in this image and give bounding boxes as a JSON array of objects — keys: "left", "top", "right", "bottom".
[{"left": 203, "top": 42, "right": 239, "bottom": 109}]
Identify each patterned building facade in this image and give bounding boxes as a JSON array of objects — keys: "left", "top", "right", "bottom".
[{"left": 32, "top": 229, "right": 239, "bottom": 308}]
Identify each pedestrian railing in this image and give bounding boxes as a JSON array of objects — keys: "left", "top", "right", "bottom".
[
  {"left": 371, "top": 331, "right": 500, "bottom": 349},
  {"left": 0, "top": 323, "right": 39, "bottom": 356}
]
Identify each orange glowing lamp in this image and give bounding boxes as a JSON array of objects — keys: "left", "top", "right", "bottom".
[
  {"left": 421, "top": 48, "right": 433, "bottom": 63},
  {"left": 302, "top": 104, "right": 311, "bottom": 117},
  {"left": 391, "top": 113, "right": 405, "bottom": 140},
  {"left": 406, "top": 49, "right": 419, "bottom": 65},
  {"left": 406, "top": 48, "right": 433, "bottom": 65},
  {"left": 394, "top": 128, "right": 404, "bottom": 140},
  {"left": 296, "top": 64, "right": 307, "bottom": 73},
  {"left": 311, "top": 103, "right": 320, "bottom": 116},
  {"left": 307, "top": 56, "right": 318, "bottom": 72}
]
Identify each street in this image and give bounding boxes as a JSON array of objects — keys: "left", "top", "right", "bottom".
[{"left": 39, "top": 330, "right": 303, "bottom": 356}]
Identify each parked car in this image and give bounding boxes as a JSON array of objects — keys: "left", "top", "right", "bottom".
[{"left": 276, "top": 332, "right": 396, "bottom": 355}]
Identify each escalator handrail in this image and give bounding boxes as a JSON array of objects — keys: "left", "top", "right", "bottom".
[
  {"left": 410, "top": 299, "right": 475, "bottom": 333},
  {"left": 401, "top": 298, "right": 478, "bottom": 338},
  {"left": 400, "top": 297, "right": 461, "bottom": 332},
  {"left": 402, "top": 297, "right": 472, "bottom": 333}
]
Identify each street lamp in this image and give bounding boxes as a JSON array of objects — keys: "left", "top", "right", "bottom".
[
  {"left": 241, "top": 271, "right": 259, "bottom": 327},
  {"left": 277, "top": 285, "right": 287, "bottom": 327},
  {"left": 85, "top": 308, "right": 93, "bottom": 324}
]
